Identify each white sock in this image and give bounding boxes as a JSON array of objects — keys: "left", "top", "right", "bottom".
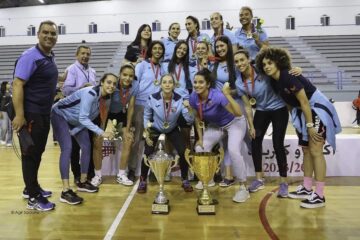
[
  {"left": 95, "top": 170, "right": 102, "bottom": 177},
  {"left": 118, "top": 169, "right": 126, "bottom": 176}
]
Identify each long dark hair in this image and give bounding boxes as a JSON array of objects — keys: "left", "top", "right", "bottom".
[
  {"left": 212, "top": 35, "right": 236, "bottom": 89},
  {"left": 145, "top": 40, "right": 165, "bottom": 60},
  {"left": 168, "top": 40, "right": 191, "bottom": 89},
  {"left": 185, "top": 16, "right": 200, "bottom": 44},
  {"left": 131, "top": 24, "right": 152, "bottom": 48}
]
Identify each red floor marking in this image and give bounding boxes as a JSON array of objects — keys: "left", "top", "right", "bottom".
[{"left": 259, "top": 187, "right": 280, "bottom": 240}]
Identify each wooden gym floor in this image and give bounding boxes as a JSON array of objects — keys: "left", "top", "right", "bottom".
[{"left": 0, "top": 127, "right": 360, "bottom": 240}]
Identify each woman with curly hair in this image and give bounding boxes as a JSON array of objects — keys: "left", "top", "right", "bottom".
[{"left": 255, "top": 47, "right": 341, "bottom": 208}]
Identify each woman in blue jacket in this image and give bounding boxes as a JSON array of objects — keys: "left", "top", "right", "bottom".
[
  {"left": 51, "top": 73, "right": 117, "bottom": 205},
  {"left": 138, "top": 74, "right": 194, "bottom": 193}
]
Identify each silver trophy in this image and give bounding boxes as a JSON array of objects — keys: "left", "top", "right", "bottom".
[{"left": 143, "top": 134, "right": 178, "bottom": 214}]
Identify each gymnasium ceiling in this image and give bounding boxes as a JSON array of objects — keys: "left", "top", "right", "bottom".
[{"left": 0, "top": 0, "right": 107, "bottom": 8}]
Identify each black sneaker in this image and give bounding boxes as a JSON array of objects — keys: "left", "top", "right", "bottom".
[
  {"left": 60, "top": 189, "right": 83, "bottom": 205},
  {"left": 127, "top": 170, "right": 136, "bottom": 182},
  {"left": 77, "top": 181, "right": 99, "bottom": 193},
  {"left": 74, "top": 177, "right": 81, "bottom": 187},
  {"left": 23, "top": 187, "right": 52, "bottom": 199},
  {"left": 288, "top": 185, "right": 313, "bottom": 199},
  {"left": 300, "top": 192, "right": 325, "bottom": 209},
  {"left": 27, "top": 194, "right": 55, "bottom": 211}
]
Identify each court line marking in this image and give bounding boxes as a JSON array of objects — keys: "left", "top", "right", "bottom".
[
  {"left": 259, "top": 187, "right": 280, "bottom": 240},
  {"left": 104, "top": 180, "right": 139, "bottom": 240}
]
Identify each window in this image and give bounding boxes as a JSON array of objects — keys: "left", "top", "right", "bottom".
[
  {"left": 89, "top": 22, "right": 97, "bottom": 34},
  {"left": 286, "top": 16, "right": 295, "bottom": 30},
  {"left": 27, "top": 25, "right": 36, "bottom": 36},
  {"left": 321, "top": 15, "right": 330, "bottom": 26},
  {"left": 252, "top": 17, "right": 260, "bottom": 26},
  {"left": 120, "top": 22, "right": 129, "bottom": 35},
  {"left": 152, "top": 20, "right": 161, "bottom": 32},
  {"left": 58, "top": 24, "right": 66, "bottom": 35},
  {"left": 201, "top": 18, "right": 210, "bottom": 30},
  {"left": 0, "top": 26, "right": 5, "bottom": 37},
  {"left": 356, "top": 14, "right": 360, "bottom": 25}
]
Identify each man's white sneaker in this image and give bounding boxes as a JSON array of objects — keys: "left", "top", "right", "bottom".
[
  {"left": 233, "top": 185, "right": 250, "bottom": 203},
  {"left": 117, "top": 174, "right": 134, "bottom": 186},
  {"left": 90, "top": 175, "right": 102, "bottom": 187}
]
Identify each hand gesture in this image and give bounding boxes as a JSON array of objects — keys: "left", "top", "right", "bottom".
[
  {"left": 102, "top": 131, "right": 115, "bottom": 140},
  {"left": 289, "top": 67, "right": 302, "bottom": 76},
  {"left": 308, "top": 127, "right": 324, "bottom": 143},
  {"left": 183, "top": 100, "right": 190, "bottom": 108},
  {"left": 249, "top": 127, "right": 256, "bottom": 139},
  {"left": 12, "top": 115, "right": 26, "bottom": 133},
  {"left": 222, "top": 82, "right": 231, "bottom": 96}
]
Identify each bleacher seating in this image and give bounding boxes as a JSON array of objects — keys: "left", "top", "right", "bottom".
[
  {"left": 0, "top": 41, "right": 122, "bottom": 82},
  {"left": 300, "top": 35, "right": 360, "bottom": 80},
  {"left": 0, "top": 36, "right": 358, "bottom": 100}
]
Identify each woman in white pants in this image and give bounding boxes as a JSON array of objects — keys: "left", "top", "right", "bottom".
[{"left": 189, "top": 68, "right": 249, "bottom": 203}]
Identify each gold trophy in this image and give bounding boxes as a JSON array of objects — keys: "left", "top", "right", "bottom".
[
  {"left": 185, "top": 148, "right": 224, "bottom": 215},
  {"left": 144, "top": 134, "right": 178, "bottom": 214}
]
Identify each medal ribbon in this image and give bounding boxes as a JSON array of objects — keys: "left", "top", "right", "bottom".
[
  {"left": 174, "top": 64, "right": 182, "bottom": 85},
  {"left": 99, "top": 97, "right": 108, "bottom": 128},
  {"left": 140, "top": 48, "right": 147, "bottom": 58},
  {"left": 150, "top": 59, "right": 160, "bottom": 82},
  {"left": 190, "top": 38, "right": 197, "bottom": 57},
  {"left": 119, "top": 81, "right": 130, "bottom": 110},
  {"left": 242, "top": 67, "right": 255, "bottom": 98},
  {"left": 197, "top": 96, "right": 205, "bottom": 122},
  {"left": 163, "top": 94, "right": 172, "bottom": 124}
]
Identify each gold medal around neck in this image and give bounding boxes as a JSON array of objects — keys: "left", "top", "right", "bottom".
[
  {"left": 163, "top": 121, "right": 170, "bottom": 129},
  {"left": 191, "top": 54, "right": 196, "bottom": 59},
  {"left": 246, "top": 32, "right": 253, "bottom": 39},
  {"left": 122, "top": 107, "right": 126, "bottom": 113},
  {"left": 154, "top": 79, "right": 160, "bottom": 86},
  {"left": 249, "top": 97, "right": 257, "bottom": 106},
  {"left": 176, "top": 81, "right": 180, "bottom": 88},
  {"left": 198, "top": 121, "right": 205, "bottom": 129}
]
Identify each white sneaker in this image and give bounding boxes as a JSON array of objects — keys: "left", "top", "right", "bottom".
[
  {"left": 195, "top": 180, "right": 216, "bottom": 190},
  {"left": 0, "top": 140, "right": 5, "bottom": 145},
  {"left": 90, "top": 175, "right": 102, "bottom": 187},
  {"left": 6, "top": 143, "right": 12, "bottom": 147},
  {"left": 116, "top": 174, "right": 134, "bottom": 186},
  {"left": 233, "top": 185, "right": 250, "bottom": 203}
]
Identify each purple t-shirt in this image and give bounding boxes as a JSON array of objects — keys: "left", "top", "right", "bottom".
[
  {"left": 14, "top": 45, "right": 58, "bottom": 114},
  {"left": 189, "top": 88, "right": 234, "bottom": 127}
]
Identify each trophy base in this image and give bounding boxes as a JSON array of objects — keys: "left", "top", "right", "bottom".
[
  {"left": 152, "top": 200, "right": 170, "bottom": 214},
  {"left": 197, "top": 204, "right": 216, "bottom": 215}
]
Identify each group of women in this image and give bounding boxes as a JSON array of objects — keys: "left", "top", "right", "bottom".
[{"left": 53, "top": 6, "right": 340, "bottom": 209}]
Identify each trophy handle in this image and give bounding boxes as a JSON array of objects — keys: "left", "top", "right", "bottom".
[
  {"left": 184, "top": 148, "right": 194, "bottom": 171},
  {"left": 143, "top": 154, "right": 150, "bottom": 167},
  {"left": 171, "top": 155, "right": 179, "bottom": 170},
  {"left": 215, "top": 148, "right": 225, "bottom": 173}
]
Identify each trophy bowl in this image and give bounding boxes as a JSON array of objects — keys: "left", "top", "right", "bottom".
[{"left": 185, "top": 148, "right": 224, "bottom": 215}]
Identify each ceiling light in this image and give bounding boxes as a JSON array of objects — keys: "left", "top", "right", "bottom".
[{"left": 38, "top": 0, "right": 45, "bottom": 3}]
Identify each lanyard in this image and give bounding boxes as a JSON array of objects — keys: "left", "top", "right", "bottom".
[
  {"left": 174, "top": 64, "right": 182, "bottom": 86},
  {"left": 119, "top": 81, "right": 130, "bottom": 108},
  {"left": 150, "top": 59, "right": 160, "bottom": 80},
  {"left": 76, "top": 65, "right": 90, "bottom": 82},
  {"left": 190, "top": 38, "right": 197, "bottom": 55},
  {"left": 99, "top": 97, "right": 108, "bottom": 127},
  {"left": 242, "top": 67, "right": 255, "bottom": 97},
  {"left": 163, "top": 95, "right": 172, "bottom": 123}
]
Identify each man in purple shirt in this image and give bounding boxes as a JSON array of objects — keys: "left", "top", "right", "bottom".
[
  {"left": 62, "top": 45, "right": 97, "bottom": 186},
  {"left": 62, "top": 45, "right": 97, "bottom": 96},
  {"left": 12, "top": 20, "right": 58, "bottom": 211}
]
